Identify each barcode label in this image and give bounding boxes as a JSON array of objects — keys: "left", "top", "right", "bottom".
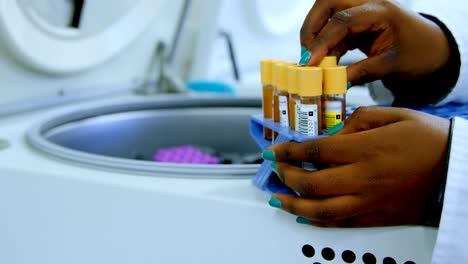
[
  {"left": 299, "top": 104, "right": 318, "bottom": 136},
  {"left": 279, "top": 96, "right": 289, "bottom": 127},
  {"left": 295, "top": 101, "right": 301, "bottom": 130},
  {"left": 325, "top": 101, "right": 343, "bottom": 130}
]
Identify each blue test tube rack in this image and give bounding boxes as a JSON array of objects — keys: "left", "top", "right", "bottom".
[
  {"left": 249, "top": 113, "right": 330, "bottom": 195},
  {"left": 250, "top": 103, "right": 468, "bottom": 194}
]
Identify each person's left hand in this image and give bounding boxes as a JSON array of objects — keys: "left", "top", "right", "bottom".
[{"left": 263, "top": 107, "right": 450, "bottom": 227}]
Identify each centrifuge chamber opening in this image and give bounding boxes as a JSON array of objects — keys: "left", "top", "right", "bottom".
[{"left": 27, "top": 97, "right": 262, "bottom": 178}]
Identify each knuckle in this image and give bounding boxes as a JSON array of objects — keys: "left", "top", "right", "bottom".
[
  {"left": 362, "top": 146, "right": 381, "bottom": 160},
  {"left": 367, "top": 166, "right": 388, "bottom": 186},
  {"left": 369, "top": 174, "right": 386, "bottom": 186},
  {"left": 315, "top": 206, "right": 336, "bottom": 221},
  {"left": 383, "top": 47, "right": 400, "bottom": 65},
  {"left": 283, "top": 144, "right": 294, "bottom": 161},
  {"left": 304, "top": 142, "right": 321, "bottom": 160},
  {"left": 288, "top": 201, "right": 299, "bottom": 216},
  {"left": 330, "top": 10, "right": 353, "bottom": 26},
  {"left": 343, "top": 205, "right": 358, "bottom": 218},
  {"left": 358, "top": 67, "right": 374, "bottom": 82},
  {"left": 352, "top": 106, "right": 371, "bottom": 119},
  {"left": 379, "top": 0, "right": 399, "bottom": 10},
  {"left": 328, "top": 174, "right": 344, "bottom": 187},
  {"left": 311, "top": 34, "right": 326, "bottom": 49},
  {"left": 300, "top": 177, "right": 321, "bottom": 196},
  {"left": 300, "top": 27, "right": 318, "bottom": 39}
]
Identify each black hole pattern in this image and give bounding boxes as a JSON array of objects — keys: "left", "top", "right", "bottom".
[
  {"left": 302, "top": 245, "right": 315, "bottom": 258},
  {"left": 383, "top": 257, "right": 397, "bottom": 264},
  {"left": 362, "top": 253, "right": 377, "bottom": 264},
  {"left": 341, "top": 250, "right": 356, "bottom": 263},
  {"left": 301, "top": 245, "right": 416, "bottom": 264},
  {"left": 321, "top": 247, "right": 335, "bottom": 261}
]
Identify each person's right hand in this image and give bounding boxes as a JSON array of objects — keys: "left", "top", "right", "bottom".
[
  {"left": 300, "top": 0, "right": 451, "bottom": 86},
  {"left": 264, "top": 107, "right": 450, "bottom": 227}
]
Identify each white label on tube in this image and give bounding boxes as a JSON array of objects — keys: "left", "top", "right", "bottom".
[
  {"left": 295, "top": 101, "right": 301, "bottom": 131},
  {"left": 299, "top": 104, "right": 318, "bottom": 136},
  {"left": 279, "top": 96, "right": 289, "bottom": 127}
]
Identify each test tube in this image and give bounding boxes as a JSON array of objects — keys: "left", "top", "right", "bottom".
[
  {"left": 319, "top": 56, "right": 337, "bottom": 68},
  {"left": 276, "top": 63, "right": 291, "bottom": 128},
  {"left": 297, "top": 67, "right": 323, "bottom": 136},
  {"left": 318, "top": 56, "right": 338, "bottom": 130},
  {"left": 288, "top": 65, "right": 300, "bottom": 131},
  {"left": 272, "top": 62, "right": 293, "bottom": 131},
  {"left": 260, "top": 60, "right": 275, "bottom": 140},
  {"left": 323, "top": 66, "right": 347, "bottom": 132}
]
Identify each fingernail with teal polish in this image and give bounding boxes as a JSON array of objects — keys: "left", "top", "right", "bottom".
[
  {"left": 271, "top": 162, "right": 278, "bottom": 173},
  {"left": 301, "top": 47, "right": 307, "bottom": 57},
  {"left": 328, "top": 122, "right": 344, "bottom": 135},
  {"left": 299, "top": 51, "right": 311, "bottom": 65},
  {"left": 296, "top": 217, "right": 311, "bottom": 225},
  {"left": 347, "top": 82, "right": 352, "bottom": 90},
  {"left": 269, "top": 197, "right": 282, "bottom": 209},
  {"left": 262, "top": 150, "right": 276, "bottom": 161}
]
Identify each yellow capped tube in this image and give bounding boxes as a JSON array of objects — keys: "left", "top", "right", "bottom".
[
  {"left": 323, "top": 66, "right": 348, "bottom": 132},
  {"left": 297, "top": 67, "right": 323, "bottom": 136},
  {"left": 274, "top": 63, "right": 293, "bottom": 128},
  {"left": 260, "top": 59, "right": 276, "bottom": 140},
  {"left": 288, "top": 65, "right": 300, "bottom": 131},
  {"left": 318, "top": 56, "right": 337, "bottom": 68}
]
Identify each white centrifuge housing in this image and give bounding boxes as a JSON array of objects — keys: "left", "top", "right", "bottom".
[{"left": 0, "top": 0, "right": 436, "bottom": 263}]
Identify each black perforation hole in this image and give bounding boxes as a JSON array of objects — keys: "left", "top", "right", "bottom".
[
  {"left": 404, "top": 261, "right": 416, "bottom": 264},
  {"left": 302, "top": 245, "right": 315, "bottom": 258},
  {"left": 322, "top": 247, "right": 335, "bottom": 261},
  {"left": 362, "top": 253, "right": 377, "bottom": 264},
  {"left": 342, "top": 250, "right": 356, "bottom": 263},
  {"left": 383, "top": 257, "right": 397, "bottom": 264}
]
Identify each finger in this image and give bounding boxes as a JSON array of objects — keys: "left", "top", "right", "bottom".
[
  {"left": 307, "top": 3, "right": 392, "bottom": 66},
  {"left": 311, "top": 211, "right": 415, "bottom": 227},
  {"left": 301, "top": 0, "right": 365, "bottom": 47},
  {"left": 275, "top": 163, "right": 366, "bottom": 196},
  {"left": 346, "top": 50, "right": 397, "bottom": 85},
  {"left": 311, "top": 213, "right": 380, "bottom": 228},
  {"left": 336, "top": 106, "right": 408, "bottom": 135},
  {"left": 273, "top": 194, "right": 368, "bottom": 222},
  {"left": 267, "top": 133, "right": 375, "bottom": 163},
  {"left": 329, "top": 40, "right": 349, "bottom": 60}
]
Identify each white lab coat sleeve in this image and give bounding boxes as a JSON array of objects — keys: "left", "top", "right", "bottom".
[
  {"left": 370, "top": 0, "right": 468, "bottom": 105},
  {"left": 432, "top": 117, "right": 468, "bottom": 264},
  {"left": 410, "top": 0, "right": 468, "bottom": 104}
]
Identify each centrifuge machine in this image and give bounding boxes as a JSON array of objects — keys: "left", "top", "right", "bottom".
[{"left": 0, "top": 0, "right": 436, "bottom": 263}]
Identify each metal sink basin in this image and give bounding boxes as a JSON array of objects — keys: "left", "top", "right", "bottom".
[{"left": 27, "top": 97, "right": 262, "bottom": 178}]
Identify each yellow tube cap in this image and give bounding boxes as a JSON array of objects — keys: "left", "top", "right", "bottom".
[
  {"left": 298, "top": 67, "right": 323, "bottom": 97},
  {"left": 288, "top": 66, "right": 300, "bottom": 94},
  {"left": 323, "top": 66, "right": 347, "bottom": 95},
  {"left": 318, "top": 56, "right": 337, "bottom": 68},
  {"left": 260, "top": 59, "right": 276, "bottom": 85},
  {"left": 272, "top": 62, "right": 294, "bottom": 89}
]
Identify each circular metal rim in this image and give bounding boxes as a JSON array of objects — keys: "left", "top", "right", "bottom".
[{"left": 26, "top": 97, "right": 262, "bottom": 179}]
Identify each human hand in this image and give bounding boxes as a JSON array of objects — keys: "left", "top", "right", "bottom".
[
  {"left": 299, "top": 0, "right": 450, "bottom": 86},
  {"left": 263, "top": 107, "right": 450, "bottom": 227}
]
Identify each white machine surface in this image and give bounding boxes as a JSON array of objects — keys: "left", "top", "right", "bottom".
[{"left": 0, "top": 0, "right": 436, "bottom": 263}]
